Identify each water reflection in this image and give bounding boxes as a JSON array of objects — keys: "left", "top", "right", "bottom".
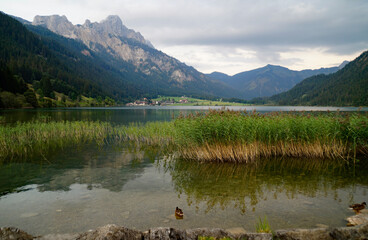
[
  {"left": 0, "top": 144, "right": 157, "bottom": 196},
  {"left": 165, "top": 158, "right": 368, "bottom": 213},
  {"left": 1, "top": 145, "right": 368, "bottom": 235},
  {"left": 1, "top": 106, "right": 367, "bottom": 125}
]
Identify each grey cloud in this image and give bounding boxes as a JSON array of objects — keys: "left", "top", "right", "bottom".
[{"left": 128, "top": 0, "right": 368, "bottom": 55}]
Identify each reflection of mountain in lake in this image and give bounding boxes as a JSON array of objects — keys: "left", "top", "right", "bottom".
[
  {"left": 166, "top": 158, "right": 368, "bottom": 213},
  {"left": 0, "top": 144, "right": 159, "bottom": 195}
]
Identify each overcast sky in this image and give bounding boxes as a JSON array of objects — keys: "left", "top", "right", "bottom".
[{"left": 1, "top": 0, "right": 367, "bottom": 75}]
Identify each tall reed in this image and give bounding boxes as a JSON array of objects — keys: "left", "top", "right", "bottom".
[
  {"left": 0, "top": 110, "right": 367, "bottom": 163},
  {"left": 0, "top": 120, "right": 174, "bottom": 163},
  {"left": 173, "top": 110, "right": 368, "bottom": 162}
]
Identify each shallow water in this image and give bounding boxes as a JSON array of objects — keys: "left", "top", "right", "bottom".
[
  {"left": 0, "top": 107, "right": 367, "bottom": 235},
  {"left": 0, "top": 144, "right": 367, "bottom": 235}
]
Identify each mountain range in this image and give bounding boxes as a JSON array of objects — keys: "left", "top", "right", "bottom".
[
  {"left": 269, "top": 51, "right": 368, "bottom": 106},
  {"left": 206, "top": 62, "right": 347, "bottom": 100},
  {"left": 0, "top": 11, "right": 367, "bottom": 107},
  {"left": 30, "top": 14, "right": 241, "bottom": 99}
]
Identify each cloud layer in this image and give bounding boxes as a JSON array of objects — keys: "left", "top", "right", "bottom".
[{"left": 1, "top": 0, "right": 367, "bottom": 74}]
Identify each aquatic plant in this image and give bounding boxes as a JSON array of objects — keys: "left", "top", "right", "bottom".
[
  {"left": 0, "top": 110, "right": 367, "bottom": 163},
  {"left": 173, "top": 110, "right": 368, "bottom": 162},
  {"left": 255, "top": 216, "right": 271, "bottom": 233},
  {"left": 0, "top": 120, "right": 174, "bottom": 163}
]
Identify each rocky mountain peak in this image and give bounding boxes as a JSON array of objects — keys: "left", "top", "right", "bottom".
[
  {"left": 98, "top": 15, "right": 128, "bottom": 37},
  {"left": 32, "top": 15, "right": 77, "bottom": 38}
]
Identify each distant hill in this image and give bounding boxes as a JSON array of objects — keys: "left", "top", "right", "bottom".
[
  {"left": 207, "top": 64, "right": 341, "bottom": 100},
  {"left": 269, "top": 50, "right": 368, "bottom": 106}
]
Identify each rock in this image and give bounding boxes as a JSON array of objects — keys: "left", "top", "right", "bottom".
[
  {"left": 77, "top": 224, "right": 142, "bottom": 240},
  {"left": 38, "top": 233, "right": 79, "bottom": 240},
  {"left": 238, "top": 233, "right": 273, "bottom": 240},
  {"left": 315, "top": 224, "right": 329, "bottom": 228},
  {"left": 185, "top": 228, "right": 232, "bottom": 240},
  {"left": 330, "top": 223, "right": 368, "bottom": 240},
  {"left": 148, "top": 227, "right": 186, "bottom": 240},
  {"left": 226, "top": 227, "right": 247, "bottom": 235},
  {"left": 346, "top": 209, "right": 368, "bottom": 226},
  {"left": 275, "top": 228, "right": 333, "bottom": 240},
  {"left": 3, "top": 223, "right": 368, "bottom": 240},
  {"left": 0, "top": 227, "right": 34, "bottom": 240}
]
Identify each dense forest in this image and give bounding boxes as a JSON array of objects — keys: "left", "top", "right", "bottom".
[
  {"left": 0, "top": 11, "right": 154, "bottom": 108},
  {"left": 269, "top": 50, "right": 368, "bottom": 106}
]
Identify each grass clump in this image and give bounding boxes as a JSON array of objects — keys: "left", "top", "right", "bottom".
[{"left": 255, "top": 216, "right": 272, "bottom": 233}]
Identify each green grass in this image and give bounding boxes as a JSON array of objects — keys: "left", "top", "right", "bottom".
[{"left": 0, "top": 110, "right": 367, "bottom": 163}]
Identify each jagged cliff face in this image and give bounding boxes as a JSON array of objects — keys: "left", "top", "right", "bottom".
[{"left": 32, "top": 15, "right": 202, "bottom": 84}]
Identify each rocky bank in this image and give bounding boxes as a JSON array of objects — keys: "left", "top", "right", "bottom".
[{"left": 1, "top": 223, "right": 368, "bottom": 240}]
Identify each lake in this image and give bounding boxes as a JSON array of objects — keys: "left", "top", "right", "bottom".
[{"left": 0, "top": 106, "right": 367, "bottom": 235}]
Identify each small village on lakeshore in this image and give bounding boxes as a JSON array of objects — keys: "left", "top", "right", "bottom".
[{"left": 126, "top": 96, "right": 189, "bottom": 106}]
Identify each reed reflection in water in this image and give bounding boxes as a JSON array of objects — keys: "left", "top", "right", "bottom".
[
  {"left": 163, "top": 157, "right": 368, "bottom": 225},
  {"left": 0, "top": 143, "right": 367, "bottom": 235}
]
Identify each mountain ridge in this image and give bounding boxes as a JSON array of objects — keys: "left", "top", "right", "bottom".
[
  {"left": 207, "top": 64, "right": 342, "bottom": 99},
  {"left": 30, "top": 14, "right": 242, "bottom": 99},
  {"left": 269, "top": 50, "right": 368, "bottom": 106}
]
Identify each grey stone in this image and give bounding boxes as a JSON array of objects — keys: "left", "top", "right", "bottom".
[
  {"left": 184, "top": 228, "right": 232, "bottom": 240},
  {"left": 38, "top": 233, "right": 79, "bottom": 240},
  {"left": 0, "top": 227, "right": 34, "bottom": 240},
  {"left": 330, "top": 223, "right": 368, "bottom": 240},
  {"left": 226, "top": 227, "right": 247, "bottom": 235},
  {"left": 148, "top": 227, "right": 186, "bottom": 240},
  {"left": 77, "top": 224, "right": 142, "bottom": 240},
  {"left": 275, "top": 228, "right": 333, "bottom": 240},
  {"left": 346, "top": 212, "right": 368, "bottom": 226},
  {"left": 4, "top": 223, "right": 368, "bottom": 240},
  {"left": 238, "top": 232, "right": 273, "bottom": 240}
]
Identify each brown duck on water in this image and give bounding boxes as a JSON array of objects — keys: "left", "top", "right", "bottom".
[
  {"left": 349, "top": 202, "right": 366, "bottom": 213},
  {"left": 175, "top": 207, "right": 184, "bottom": 219}
]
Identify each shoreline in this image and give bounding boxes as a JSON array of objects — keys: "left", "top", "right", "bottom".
[{"left": 1, "top": 223, "right": 368, "bottom": 240}]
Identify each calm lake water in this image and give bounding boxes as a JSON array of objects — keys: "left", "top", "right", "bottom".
[{"left": 0, "top": 106, "right": 367, "bottom": 235}]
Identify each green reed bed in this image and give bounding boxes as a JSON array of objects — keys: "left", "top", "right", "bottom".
[
  {"left": 0, "top": 120, "right": 174, "bottom": 163},
  {"left": 0, "top": 110, "right": 367, "bottom": 163},
  {"left": 173, "top": 110, "right": 368, "bottom": 162}
]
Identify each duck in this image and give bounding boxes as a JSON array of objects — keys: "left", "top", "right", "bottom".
[
  {"left": 349, "top": 202, "right": 366, "bottom": 212},
  {"left": 175, "top": 207, "right": 184, "bottom": 219}
]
